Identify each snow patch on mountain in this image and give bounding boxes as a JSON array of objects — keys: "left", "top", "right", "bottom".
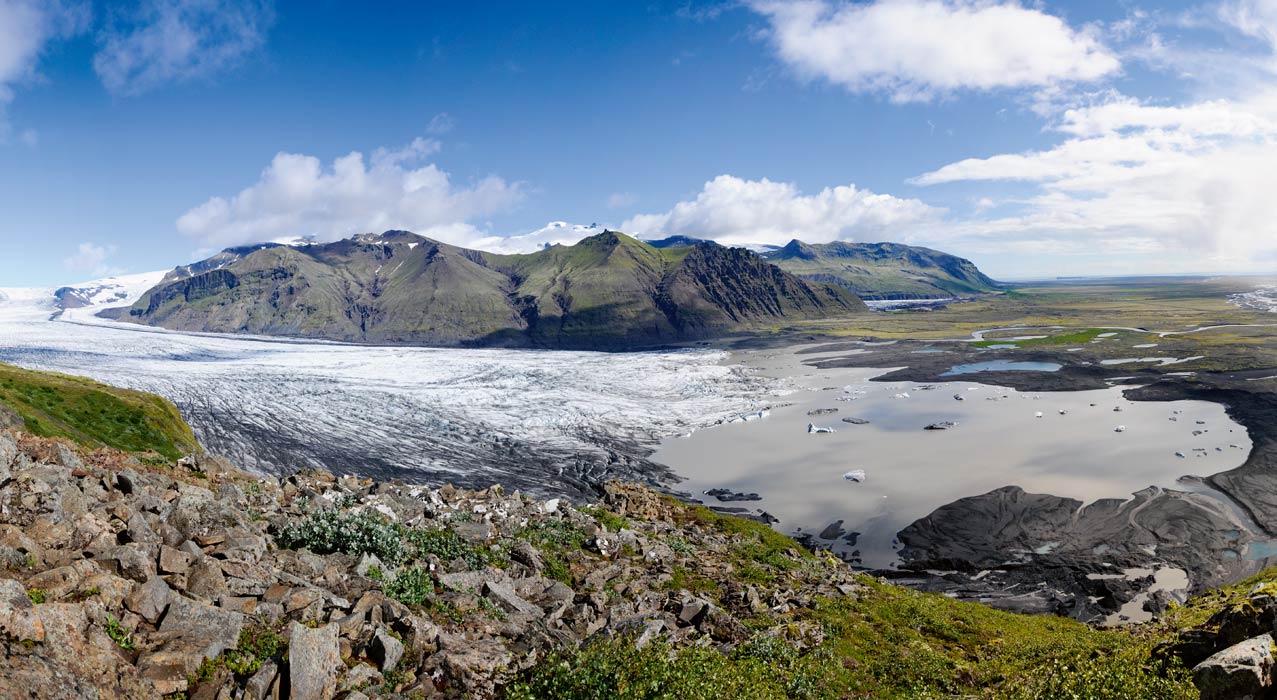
[{"left": 470, "top": 221, "right": 603, "bottom": 254}]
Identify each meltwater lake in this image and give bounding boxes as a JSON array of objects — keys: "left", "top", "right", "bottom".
[{"left": 653, "top": 347, "right": 1252, "bottom": 569}]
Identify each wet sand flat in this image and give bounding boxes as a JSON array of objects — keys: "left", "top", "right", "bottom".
[{"left": 653, "top": 347, "right": 1252, "bottom": 569}]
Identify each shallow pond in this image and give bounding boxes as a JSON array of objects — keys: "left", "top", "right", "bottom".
[{"left": 942, "top": 360, "right": 1063, "bottom": 376}]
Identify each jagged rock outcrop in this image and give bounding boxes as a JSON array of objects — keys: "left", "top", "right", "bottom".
[{"left": 0, "top": 430, "right": 864, "bottom": 698}]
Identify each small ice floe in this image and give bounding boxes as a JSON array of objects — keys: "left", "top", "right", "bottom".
[
  {"left": 892, "top": 392, "right": 911, "bottom": 399},
  {"left": 807, "top": 408, "right": 838, "bottom": 416},
  {"left": 1115, "top": 425, "right": 1127, "bottom": 433},
  {"left": 924, "top": 421, "right": 958, "bottom": 430},
  {"left": 841, "top": 417, "right": 870, "bottom": 425},
  {"left": 1175, "top": 451, "right": 1186, "bottom": 458},
  {"left": 726, "top": 409, "right": 770, "bottom": 423},
  {"left": 1196, "top": 420, "right": 1207, "bottom": 425},
  {"left": 843, "top": 469, "right": 867, "bottom": 483},
  {"left": 914, "top": 384, "right": 939, "bottom": 391},
  {"left": 808, "top": 423, "right": 836, "bottom": 434},
  {"left": 1035, "top": 411, "right": 1044, "bottom": 418},
  {"left": 953, "top": 393, "right": 966, "bottom": 401}
]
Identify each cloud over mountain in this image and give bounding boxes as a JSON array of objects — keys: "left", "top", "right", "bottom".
[
  {"left": 622, "top": 175, "right": 941, "bottom": 247},
  {"left": 176, "top": 139, "right": 525, "bottom": 252}
]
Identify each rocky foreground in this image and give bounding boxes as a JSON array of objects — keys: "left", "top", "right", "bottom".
[
  {"left": 0, "top": 430, "right": 863, "bottom": 699},
  {"left": 9, "top": 425, "right": 1277, "bottom": 699}
]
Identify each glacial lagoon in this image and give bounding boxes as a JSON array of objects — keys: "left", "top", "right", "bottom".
[{"left": 653, "top": 348, "right": 1252, "bottom": 569}]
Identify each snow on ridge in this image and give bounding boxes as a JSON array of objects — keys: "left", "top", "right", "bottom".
[{"left": 469, "top": 221, "right": 603, "bottom": 254}]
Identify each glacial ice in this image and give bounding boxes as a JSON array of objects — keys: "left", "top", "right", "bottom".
[{"left": 0, "top": 277, "right": 776, "bottom": 498}]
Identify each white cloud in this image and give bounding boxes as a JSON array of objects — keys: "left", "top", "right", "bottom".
[
  {"left": 176, "top": 137, "right": 526, "bottom": 251},
  {"left": 909, "top": 91, "right": 1277, "bottom": 265},
  {"left": 63, "top": 242, "right": 122, "bottom": 277},
  {"left": 426, "top": 113, "right": 455, "bottom": 135},
  {"left": 606, "top": 192, "right": 638, "bottom": 209},
  {"left": 1219, "top": 0, "right": 1277, "bottom": 51},
  {"left": 748, "top": 0, "right": 1119, "bottom": 102},
  {"left": 621, "top": 175, "right": 942, "bottom": 247},
  {"left": 0, "top": 0, "right": 88, "bottom": 136},
  {"left": 93, "top": 0, "right": 274, "bottom": 96}
]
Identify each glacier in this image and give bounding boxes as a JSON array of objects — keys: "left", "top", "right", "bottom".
[{"left": 0, "top": 275, "right": 775, "bottom": 498}]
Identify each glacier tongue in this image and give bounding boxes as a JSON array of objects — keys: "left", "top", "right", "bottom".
[{"left": 0, "top": 284, "right": 773, "bottom": 498}]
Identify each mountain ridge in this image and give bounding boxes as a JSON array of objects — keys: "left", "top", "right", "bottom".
[
  {"left": 124, "top": 230, "right": 866, "bottom": 350},
  {"left": 763, "top": 239, "right": 1001, "bottom": 299}
]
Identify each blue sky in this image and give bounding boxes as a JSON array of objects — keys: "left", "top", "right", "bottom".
[{"left": 2, "top": 0, "right": 1276, "bottom": 285}]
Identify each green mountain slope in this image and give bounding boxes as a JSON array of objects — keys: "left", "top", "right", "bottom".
[
  {"left": 0, "top": 363, "right": 199, "bottom": 460},
  {"left": 125, "top": 230, "right": 865, "bottom": 349},
  {"left": 761, "top": 239, "right": 1001, "bottom": 299}
]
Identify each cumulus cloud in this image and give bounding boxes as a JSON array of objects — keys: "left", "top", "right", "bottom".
[
  {"left": 176, "top": 138, "right": 525, "bottom": 251},
  {"left": 909, "top": 91, "right": 1277, "bottom": 265},
  {"left": 93, "top": 0, "right": 274, "bottom": 96},
  {"left": 0, "top": 0, "right": 88, "bottom": 136},
  {"left": 63, "top": 242, "right": 122, "bottom": 277},
  {"left": 621, "top": 175, "right": 942, "bottom": 247},
  {"left": 747, "top": 0, "right": 1119, "bottom": 102}
]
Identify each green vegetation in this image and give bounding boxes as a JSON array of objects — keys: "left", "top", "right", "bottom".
[
  {"left": 104, "top": 614, "right": 135, "bottom": 650},
  {"left": 25, "top": 588, "right": 45, "bottom": 604},
  {"left": 275, "top": 508, "right": 406, "bottom": 564},
  {"left": 503, "top": 490, "right": 1212, "bottom": 700},
  {"left": 507, "top": 574, "right": 1195, "bottom": 700},
  {"left": 405, "top": 527, "right": 494, "bottom": 569},
  {"left": 972, "top": 327, "right": 1119, "bottom": 348},
  {"left": 580, "top": 505, "right": 628, "bottom": 532},
  {"left": 129, "top": 229, "right": 863, "bottom": 351},
  {"left": 518, "top": 517, "right": 590, "bottom": 584},
  {"left": 223, "top": 625, "right": 286, "bottom": 677},
  {"left": 0, "top": 362, "right": 199, "bottom": 460},
  {"left": 763, "top": 239, "right": 1000, "bottom": 299},
  {"left": 381, "top": 566, "right": 434, "bottom": 607}
]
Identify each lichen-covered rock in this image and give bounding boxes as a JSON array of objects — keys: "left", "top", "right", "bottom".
[
  {"left": 289, "top": 621, "right": 341, "bottom": 700},
  {"left": 1192, "top": 634, "right": 1275, "bottom": 700}
]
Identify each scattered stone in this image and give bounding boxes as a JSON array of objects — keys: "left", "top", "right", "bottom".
[
  {"left": 124, "top": 576, "right": 172, "bottom": 625},
  {"left": 369, "top": 628, "right": 405, "bottom": 671}
]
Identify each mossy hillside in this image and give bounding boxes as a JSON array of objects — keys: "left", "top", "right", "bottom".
[
  {"left": 0, "top": 362, "right": 198, "bottom": 459},
  {"left": 762, "top": 240, "right": 1000, "bottom": 299},
  {"left": 129, "top": 230, "right": 864, "bottom": 350},
  {"left": 506, "top": 491, "right": 1199, "bottom": 700}
]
